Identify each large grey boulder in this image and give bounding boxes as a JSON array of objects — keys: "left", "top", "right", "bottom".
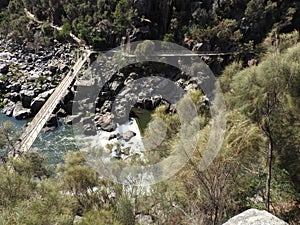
[
  {"left": 95, "top": 113, "right": 116, "bottom": 132},
  {"left": 222, "top": 209, "right": 288, "bottom": 225},
  {"left": 38, "top": 89, "right": 55, "bottom": 99},
  {"left": 13, "top": 102, "right": 31, "bottom": 120},
  {"left": 2, "top": 101, "right": 15, "bottom": 117},
  {"left": 65, "top": 113, "right": 84, "bottom": 125},
  {"left": 30, "top": 97, "right": 46, "bottom": 115}
]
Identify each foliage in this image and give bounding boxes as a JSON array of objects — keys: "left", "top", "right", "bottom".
[
  {"left": 78, "top": 208, "right": 121, "bottom": 225},
  {"left": 0, "top": 154, "right": 77, "bottom": 224},
  {"left": 0, "top": 0, "right": 298, "bottom": 56},
  {"left": 112, "top": 0, "right": 135, "bottom": 34},
  {"left": 163, "top": 33, "right": 175, "bottom": 43},
  {"left": 0, "top": 1, "right": 299, "bottom": 224},
  {"left": 134, "top": 40, "right": 155, "bottom": 56},
  {"left": 222, "top": 42, "right": 300, "bottom": 217},
  {"left": 0, "top": 121, "right": 20, "bottom": 158},
  {"left": 116, "top": 195, "right": 135, "bottom": 225}
]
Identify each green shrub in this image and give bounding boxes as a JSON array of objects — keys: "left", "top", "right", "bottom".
[{"left": 79, "top": 208, "right": 121, "bottom": 225}]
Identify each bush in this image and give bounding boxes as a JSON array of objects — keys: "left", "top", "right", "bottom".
[
  {"left": 134, "top": 40, "right": 155, "bottom": 58},
  {"left": 79, "top": 208, "right": 121, "bottom": 225}
]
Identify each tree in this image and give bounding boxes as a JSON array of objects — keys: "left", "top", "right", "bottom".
[
  {"left": 58, "top": 151, "right": 122, "bottom": 214},
  {"left": 226, "top": 42, "right": 300, "bottom": 211},
  {"left": 0, "top": 153, "right": 76, "bottom": 224},
  {"left": 175, "top": 110, "right": 266, "bottom": 224},
  {"left": 116, "top": 195, "right": 135, "bottom": 225},
  {"left": 0, "top": 121, "right": 19, "bottom": 158},
  {"left": 112, "top": 0, "right": 135, "bottom": 33}
]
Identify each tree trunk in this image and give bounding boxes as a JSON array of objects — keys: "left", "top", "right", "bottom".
[{"left": 266, "top": 134, "right": 274, "bottom": 212}]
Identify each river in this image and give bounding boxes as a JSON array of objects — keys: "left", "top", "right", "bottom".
[
  {"left": 0, "top": 109, "right": 150, "bottom": 166},
  {"left": 0, "top": 114, "right": 78, "bottom": 165}
]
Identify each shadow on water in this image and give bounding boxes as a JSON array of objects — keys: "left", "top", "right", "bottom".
[{"left": 131, "top": 108, "right": 153, "bottom": 135}]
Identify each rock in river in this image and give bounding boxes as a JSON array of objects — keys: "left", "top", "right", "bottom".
[
  {"left": 122, "top": 130, "right": 136, "bottom": 141},
  {"left": 83, "top": 123, "right": 97, "bottom": 136},
  {"left": 95, "top": 112, "right": 117, "bottom": 132}
]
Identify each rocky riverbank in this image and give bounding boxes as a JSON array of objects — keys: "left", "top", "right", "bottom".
[{"left": 0, "top": 36, "right": 79, "bottom": 125}]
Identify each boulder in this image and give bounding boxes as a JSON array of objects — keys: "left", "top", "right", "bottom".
[
  {"left": 45, "top": 114, "right": 58, "bottom": 128},
  {"left": 99, "top": 100, "right": 112, "bottom": 114},
  {"left": 65, "top": 113, "right": 83, "bottom": 125},
  {"left": 73, "top": 215, "right": 82, "bottom": 224},
  {"left": 12, "top": 102, "right": 31, "bottom": 120},
  {"left": 2, "top": 101, "right": 15, "bottom": 117},
  {"left": 122, "top": 130, "right": 136, "bottom": 141},
  {"left": 42, "top": 126, "right": 56, "bottom": 132},
  {"left": 56, "top": 108, "right": 67, "bottom": 117},
  {"left": 38, "top": 89, "right": 55, "bottom": 99},
  {"left": 222, "top": 209, "right": 289, "bottom": 225},
  {"left": 108, "top": 132, "right": 118, "bottom": 140},
  {"left": 30, "top": 97, "right": 46, "bottom": 115},
  {"left": 83, "top": 124, "right": 97, "bottom": 136},
  {"left": 184, "top": 83, "right": 199, "bottom": 92},
  {"left": 95, "top": 113, "right": 117, "bottom": 132},
  {"left": 48, "top": 63, "right": 58, "bottom": 74},
  {"left": 110, "top": 80, "right": 123, "bottom": 92},
  {"left": 20, "top": 89, "right": 35, "bottom": 108},
  {"left": 5, "top": 92, "right": 20, "bottom": 102},
  {"left": 58, "top": 64, "right": 69, "bottom": 73},
  {"left": 27, "top": 73, "right": 40, "bottom": 82}
]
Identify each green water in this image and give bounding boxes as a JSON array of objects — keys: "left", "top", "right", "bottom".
[
  {"left": 0, "top": 114, "right": 78, "bottom": 166},
  {"left": 131, "top": 108, "right": 153, "bottom": 134}
]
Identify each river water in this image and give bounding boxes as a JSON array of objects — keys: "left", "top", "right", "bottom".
[
  {"left": 0, "top": 114, "right": 78, "bottom": 165},
  {"left": 0, "top": 109, "right": 150, "bottom": 166}
]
